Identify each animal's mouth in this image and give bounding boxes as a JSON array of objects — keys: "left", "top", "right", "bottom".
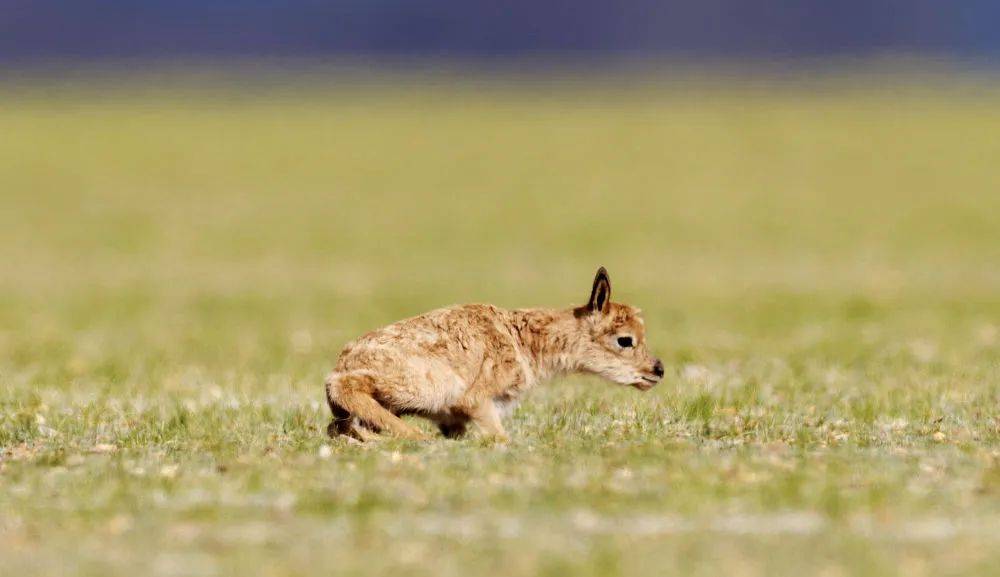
[{"left": 631, "top": 375, "right": 661, "bottom": 391}]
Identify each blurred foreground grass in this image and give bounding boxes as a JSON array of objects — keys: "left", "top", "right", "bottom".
[{"left": 1, "top": 72, "right": 999, "bottom": 577}]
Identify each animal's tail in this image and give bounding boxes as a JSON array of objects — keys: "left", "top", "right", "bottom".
[{"left": 324, "top": 371, "right": 425, "bottom": 439}]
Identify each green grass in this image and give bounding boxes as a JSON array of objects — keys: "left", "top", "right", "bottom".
[{"left": 1, "top": 71, "right": 999, "bottom": 577}]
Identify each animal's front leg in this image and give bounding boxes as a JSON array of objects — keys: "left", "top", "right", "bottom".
[
  {"left": 468, "top": 401, "right": 509, "bottom": 442},
  {"left": 437, "top": 420, "right": 468, "bottom": 439}
]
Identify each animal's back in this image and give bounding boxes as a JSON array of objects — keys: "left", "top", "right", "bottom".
[{"left": 334, "top": 303, "right": 515, "bottom": 383}]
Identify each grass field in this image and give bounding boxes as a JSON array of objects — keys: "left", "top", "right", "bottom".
[{"left": 1, "top": 71, "right": 999, "bottom": 577}]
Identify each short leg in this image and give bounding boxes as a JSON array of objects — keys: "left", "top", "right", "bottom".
[
  {"left": 328, "top": 416, "right": 380, "bottom": 442},
  {"left": 343, "top": 391, "right": 426, "bottom": 440},
  {"left": 327, "top": 399, "right": 354, "bottom": 438},
  {"left": 438, "top": 420, "right": 468, "bottom": 439},
  {"left": 326, "top": 372, "right": 427, "bottom": 440},
  {"left": 347, "top": 420, "right": 381, "bottom": 442},
  {"left": 468, "top": 401, "right": 509, "bottom": 442}
]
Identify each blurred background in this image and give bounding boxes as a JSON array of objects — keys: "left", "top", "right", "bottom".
[
  {"left": 3, "top": 1, "right": 1000, "bottom": 59},
  {"left": 2, "top": 0, "right": 999, "bottom": 386},
  {"left": 3, "top": 0, "right": 998, "bottom": 341}
]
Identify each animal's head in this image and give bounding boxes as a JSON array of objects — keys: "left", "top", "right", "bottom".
[{"left": 572, "top": 267, "right": 664, "bottom": 390}]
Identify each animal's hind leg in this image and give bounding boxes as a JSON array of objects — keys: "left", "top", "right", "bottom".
[
  {"left": 326, "top": 400, "right": 379, "bottom": 442},
  {"left": 326, "top": 372, "right": 427, "bottom": 440},
  {"left": 326, "top": 398, "right": 353, "bottom": 438}
]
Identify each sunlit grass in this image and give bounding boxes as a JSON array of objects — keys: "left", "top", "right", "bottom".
[{"left": 1, "top": 72, "right": 999, "bottom": 577}]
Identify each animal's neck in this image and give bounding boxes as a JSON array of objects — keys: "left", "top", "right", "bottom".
[{"left": 509, "top": 307, "right": 583, "bottom": 383}]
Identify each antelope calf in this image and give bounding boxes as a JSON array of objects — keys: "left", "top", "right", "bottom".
[{"left": 324, "top": 267, "right": 663, "bottom": 441}]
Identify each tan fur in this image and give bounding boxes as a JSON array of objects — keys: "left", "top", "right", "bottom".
[{"left": 324, "top": 267, "right": 663, "bottom": 441}]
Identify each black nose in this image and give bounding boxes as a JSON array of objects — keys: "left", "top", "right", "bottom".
[{"left": 652, "top": 359, "right": 664, "bottom": 377}]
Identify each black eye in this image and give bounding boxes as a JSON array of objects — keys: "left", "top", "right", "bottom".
[{"left": 616, "top": 336, "right": 634, "bottom": 348}]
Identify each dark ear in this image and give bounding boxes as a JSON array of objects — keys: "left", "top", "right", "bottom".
[{"left": 586, "top": 267, "right": 612, "bottom": 315}]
